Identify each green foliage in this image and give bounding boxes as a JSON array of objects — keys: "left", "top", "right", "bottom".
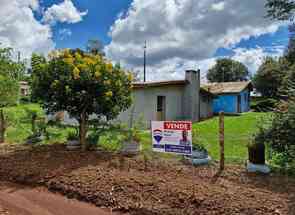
[
  {"left": 253, "top": 57, "right": 286, "bottom": 98},
  {"left": 207, "top": 58, "right": 249, "bottom": 83},
  {"left": 67, "top": 130, "right": 78, "bottom": 141},
  {"left": 0, "top": 75, "right": 19, "bottom": 108},
  {"left": 0, "top": 47, "right": 25, "bottom": 81},
  {"left": 266, "top": 0, "right": 295, "bottom": 21},
  {"left": 284, "top": 25, "right": 295, "bottom": 64},
  {"left": 251, "top": 98, "right": 278, "bottom": 112},
  {"left": 254, "top": 89, "right": 295, "bottom": 171},
  {"left": 31, "top": 49, "right": 133, "bottom": 149},
  {"left": 32, "top": 49, "right": 132, "bottom": 120},
  {"left": 192, "top": 129, "right": 207, "bottom": 152}
]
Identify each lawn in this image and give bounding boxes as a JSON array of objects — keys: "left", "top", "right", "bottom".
[
  {"left": 139, "top": 112, "right": 272, "bottom": 163},
  {"left": 4, "top": 103, "right": 71, "bottom": 144},
  {"left": 3, "top": 103, "right": 272, "bottom": 163},
  {"left": 193, "top": 112, "right": 271, "bottom": 163}
]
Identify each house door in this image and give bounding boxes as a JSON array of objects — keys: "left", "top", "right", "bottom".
[
  {"left": 156, "top": 96, "right": 166, "bottom": 121},
  {"left": 237, "top": 95, "right": 241, "bottom": 113}
]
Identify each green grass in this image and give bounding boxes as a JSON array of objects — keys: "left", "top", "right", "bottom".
[
  {"left": 3, "top": 103, "right": 272, "bottom": 164},
  {"left": 193, "top": 112, "right": 271, "bottom": 163},
  {"left": 4, "top": 103, "right": 72, "bottom": 144},
  {"left": 138, "top": 112, "right": 272, "bottom": 163}
]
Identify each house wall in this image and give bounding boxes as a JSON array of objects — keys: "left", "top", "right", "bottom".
[
  {"left": 212, "top": 89, "right": 250, "bottom": 114},
  {"left": 117, "top": 85, "right": 185, "bottom": 128},
  {"left": 240, "top": 89, "right": 250, "bottom": 112},
  {"left": 200, "top": 94, "right": 213, "bottom": 119},
  {"left": 183, "top": 70, "right": 200, "bottom": 121}
]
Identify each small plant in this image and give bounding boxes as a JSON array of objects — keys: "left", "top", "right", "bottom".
[
  {"left": 192, "top": 129, "right": 207, "bottom": 152},
  {"left": 67, "top": 130, "right": 78, "bottom": 141}
]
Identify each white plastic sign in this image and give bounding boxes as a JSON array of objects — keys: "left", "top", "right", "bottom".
[{"left": 151, "top": 121, "right": 192, "bottom": 155}]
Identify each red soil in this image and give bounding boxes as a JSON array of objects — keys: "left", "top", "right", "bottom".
[{"left": 0, "top": 143, "right": 294, "bottom": 215}]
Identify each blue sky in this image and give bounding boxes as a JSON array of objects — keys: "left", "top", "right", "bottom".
[
  {"left": 0, "top": 0, "right": 290, "bottom": 81},
  {"left": 215, "top": 26, "right": 289, "bottom": 57},
  {"left": 42, "top": 0, "right": 133, "bottom": 49},
  {"left": 39, "top": 1, "right": 289, "bottom": 57}
]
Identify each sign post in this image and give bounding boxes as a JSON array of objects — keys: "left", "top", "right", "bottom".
[{"left": 151, "top": 121, "right": 192, "bottom": 155}]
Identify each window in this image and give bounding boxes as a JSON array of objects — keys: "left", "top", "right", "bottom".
[{"left": 157, "top": 96, "right": 165, "bottom": 112}]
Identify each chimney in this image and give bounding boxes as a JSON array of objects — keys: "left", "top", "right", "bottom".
[{"left": 183, "top": 70, "right": 200, "bottom": 121}]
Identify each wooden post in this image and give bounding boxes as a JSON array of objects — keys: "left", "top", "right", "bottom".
[
  {"left": 0, "top": 109, "right": 6, "bottom": 144},
  {"left": 219, "top": 111, "right": 225, "bottom": 171}
]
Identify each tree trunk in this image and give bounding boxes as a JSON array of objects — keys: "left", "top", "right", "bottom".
[
  {"left": 32, "top": 114, "right": 37, "bottom": 134},
  {"left": 0, "top": 109, "right": 6, "bottom": 144},
  {"left": 79, "top": 112, "right": 88, "bottom": 151}
]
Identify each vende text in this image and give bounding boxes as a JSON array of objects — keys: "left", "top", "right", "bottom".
[{"left": 164, "top": 122, "right": 191, "bottom": 130}]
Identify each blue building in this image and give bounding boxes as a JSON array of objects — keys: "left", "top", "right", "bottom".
[{"left": 202, "top": 81, "right": 253, "bottom": 114}]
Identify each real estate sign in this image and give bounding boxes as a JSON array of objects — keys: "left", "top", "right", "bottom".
[{"left": 151, "top": 121, "right": 192, "bottom": 155}]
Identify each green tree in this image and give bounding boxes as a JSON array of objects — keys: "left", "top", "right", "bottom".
[
  {"left": 283, "top": 24, "right": 295, "bottom": 65},
  {"left": 0, "top": 47, "right": 25, "bottom": 81},
  {"left": 266, "top": 0, "right": 295, "bottom": 21},
  {"left": 0, "top": 75, "right": 19, "bottom": 143},
  {"left": 253, "top": 57, "right": 285, "bottom": 97},
  {"left": 207, "top": 58, "right": 249, "bottom": 83},
  {"left": 31, "top": 49, "right": 132, "bottom": 150},
  {"left": 0, "top": 47, "right": 22, "bottom": 143}
]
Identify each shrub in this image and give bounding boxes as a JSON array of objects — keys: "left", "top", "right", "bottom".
[
  {"left": 251, "top": 98, "right": 278, "bottom": 112},
  {"left": 67, "top": 130, "right": 78, "bottom": 141},
  {"left": 254, "top": 97, "right": 295, "bottom": 171}
]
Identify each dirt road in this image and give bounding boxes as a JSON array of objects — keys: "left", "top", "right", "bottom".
[{"left": 0, "top": 182, "right": 115, "bottom": 215}]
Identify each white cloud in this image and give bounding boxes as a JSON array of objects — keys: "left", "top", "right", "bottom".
[
  {"left": 106, "top": 0, "right": 285, "bottom": 81},
  {"left": 58, "top": 28, "right": 72, "bottom": 40},
  {"left": 231, "top": 46, "right": 284, "bottom": 75},
  {"left": 193, "top": 45, "right": 285, "bottom": 83},
  {"left": 211, "top": 1, "right": 225, "bottom": 11},
  {"left": 0, "top": 0, "right": 87, "bottom": 61},
  {"left": 43, "top": 0, "right": 88, "bottom": 25},
  {"left": 0, "top": 0, "right": 54, "bottom": 59}
]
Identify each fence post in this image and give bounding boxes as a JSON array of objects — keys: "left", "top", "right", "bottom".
[{"left": 219, "top": 111, "right": 225, "bottom": 171}]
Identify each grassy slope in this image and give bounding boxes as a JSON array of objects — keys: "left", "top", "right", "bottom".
[
  {"left": 193, "top": 112, "right": 271, "bottom": 163},
  {"left": 140, "top": 112, "right": 271, "bottom": 163}
]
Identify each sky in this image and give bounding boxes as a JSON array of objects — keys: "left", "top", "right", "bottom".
[{"left": 0, "top": 0, "right": 290, "bottom": 82}]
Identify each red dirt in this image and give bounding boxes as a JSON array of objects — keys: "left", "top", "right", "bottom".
[
  {"left": 0, "top": 143, "right": 294, "bottom": 215},
  {"left": 0, "top": 182, "right": 115, "bottom": 215}
]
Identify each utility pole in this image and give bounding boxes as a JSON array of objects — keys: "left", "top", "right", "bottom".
[
  {"left": 143, "top": 40, "right": 147, "bottom": 82},
  {"left": 17, "top": 51, "right": 21, "bottom": 63}
]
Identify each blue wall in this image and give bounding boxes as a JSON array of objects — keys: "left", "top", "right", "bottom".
[{"left": 213, "top": 89, "right": 250, "bottom": 114}]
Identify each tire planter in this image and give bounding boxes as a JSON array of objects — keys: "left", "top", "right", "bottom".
[
  {"left": 247, "top": 143, "right": 270, "bottom": 174},
  {"left": 67, "top": 140, "right": 81, "bottom": 150},
  {"left": 184, "top": 149, "right": 211, "bottom": 166},
  {"left": 121, "top": 141, "right": 140, "bottom": 156},
  {"left": 25, "top": 135, "right": 45, "bottom": 144},
  {"left": 248, "top": 143, "right": 265, "bottom": 165}
]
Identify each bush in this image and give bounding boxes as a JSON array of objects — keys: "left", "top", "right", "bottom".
[
  {"left": 19, "top": 96, "right": 31, "bottom": 104},
  {"left": 251, "top": 98, "right": 278, "bottom": 112},
  {"left": 254, "top": 100, "right": 295, "bottom": 171},
  {"left": 67, "top": 130, "right": 78, "bottom": 141}
]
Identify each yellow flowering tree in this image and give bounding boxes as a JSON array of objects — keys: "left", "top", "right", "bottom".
[{"left": 31, "top": 49, "right": 132, "bottom": 150}]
